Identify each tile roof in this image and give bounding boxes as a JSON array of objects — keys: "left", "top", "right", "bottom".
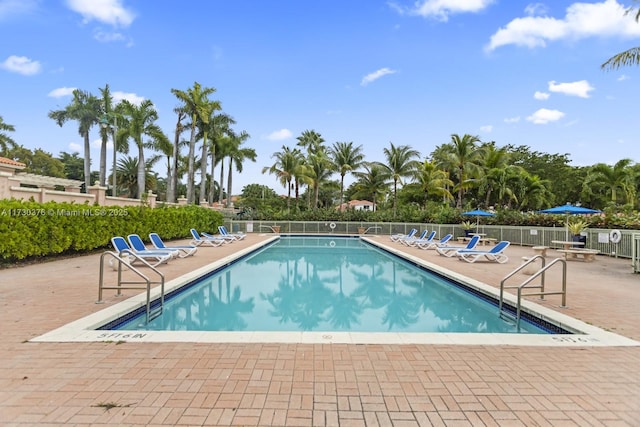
[{"left": 0, "top": 156, "right": 26, "bottom": 168}]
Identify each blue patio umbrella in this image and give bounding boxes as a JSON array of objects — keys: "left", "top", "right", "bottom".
[
  {"left": 462, "top": 209, "right": 495, "bottom": 229},
  {"left": 539, "top": 204, "right": 601, "bottom": 240}
]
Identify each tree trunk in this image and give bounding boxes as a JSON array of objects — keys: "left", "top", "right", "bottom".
[
  {"left": 218, "top": 159, "right": 225, "bottom": 203},
  {"left": 83, "top": 131, "right": 91, "bottom": 192},
  {"left": 199, "top": 132, "right": 208, "bottom": 204},
  {"left": 208, "top": 147, "right": 216, "bottom": 204},
  {"left": 137, "top": 141, "right": 145, "bottom": 199},
  {"left": 186, "top": 120, "right": 196, "bottom": 203},
  {"left": 226, "top": 158, "right": 233, "bottom": 207},
  {"left": 99, "top": 137, "right": 107, "bottom": 186}
]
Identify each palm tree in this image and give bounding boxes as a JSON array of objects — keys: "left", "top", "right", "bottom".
[
  {"left": 97, "top": 84, "right": 115, "bottom": 186},
  {"left": 517, "top": 174, "right": 551, "bottom": 210},
  {"left": 414, "top": 160, "right": 454, "bottom": 206},
  {"left": 352, "top": 162, "right": 389, "bottom": 209},
  {"left": 225, "top": 130, "right": 256, "bottom": 207},
  {"left": 601, "top": 6, "right": 640, "bottom": 70},
  {"left": 196, "top": 112, "right": 235, "bottom": 204},
  {"left": 263, "top": 146, "right": 300, "bottom": 211},
  {"left": 436, "top": 134, "right": 484, "bottom": 209},
  {"left": 0, "top": 115, "right": 16, "bottom": 155},
  {"left": 116, "top": 155, "right": 157, "bottom": 198},
  {"left": 117, "top": 99, "right": 162, "bottom": 198},
  {"left": 584, "top": 158, "right": 637, "bottom": 205},
  {"left": 171, "top": 82, "right": 217, "bottom": 203},
  {"left": 329, "top": 141, "right": 364, "bottom": 209},
  {"left": 379, "top": 143, "right": 421, "bottom": 217},
  {"left": 296, "top": 129, "right": 324, "bottom": 154},
  {"left": 306, "top": 148, "right": 334, "bottom": 209},
  {"left": 197, "top": 99, "right": 221, "bottom": 204},
  {"left": 48, "top": 89, "right": 102, "bottom": 191},
  {"left": 167, "top": 106, "right": 188, "bottom": 202}
]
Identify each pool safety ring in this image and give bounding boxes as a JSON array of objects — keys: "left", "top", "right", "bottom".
[
  {"left": 329, "top": 222, "right": 336, "bottom": 230},
  {"left": 329, "top": 240, "right": 336, "bottom": 247},
  {"left": 610, "top": 229, "right": 622, "bottom": 244}
]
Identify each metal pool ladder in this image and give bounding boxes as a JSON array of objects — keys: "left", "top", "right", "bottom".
[
  {"left": 498, "top": 255, "right": 567, "bottom": 328},
  {"left": 98, "top": 250, "right": 166, "bottom": 323}
]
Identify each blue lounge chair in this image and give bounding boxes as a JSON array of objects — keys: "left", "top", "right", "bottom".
[
  {"left": 417, "top": 233, "right": 453, "bottom": 250},
  {"left": 189, "top": 229, "right": 225, "bottom": 247},
  {"left": 218, "top": 225, "right": 246, "bottom": 240},
  {"left": 456, "top": 241, "right": 511, "bottom": 263},
  {"left": 403, "top": 230, "right": 436, "bottom": 247},
  {"left": 128, "top": 234, "right": 180, "bottom": 259},
  {"left": 435, "top": 235, "right": 480, "bottom": 257},
  {"left": 390, "top": 228, "right": 417, "bottom": 242},
  {"left": 149, "top": 233, "right": 198, "bottom": 258},
  {"left": 111, "top": 236, "right": 173, "bottom": 267}
]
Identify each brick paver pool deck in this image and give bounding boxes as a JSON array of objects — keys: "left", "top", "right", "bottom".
[{"left": 1, "top": 233, "right": 638, "bottom": 426}]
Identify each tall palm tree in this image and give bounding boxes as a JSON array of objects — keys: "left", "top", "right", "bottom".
[
  {"left": 116, "top": 155, "right": 157, "bottom": 198},
  {"left": 0, "top": 115, "right": 16, "bottom": 155},
  {"left": 97, "top": 84, "right": 115, "bottom": 186},
  {"left": 225, "top": 130, "right": 256, "bottom": 207},
  {"left": 436, "top": 134, "right": 484, "bottom": 209},
  {"left": 379, "top": 142, "right": 421, "bottom": 216},
  {"left": 296, "top": 129, "right": 324, "bottom": 154},
  {"left": 329, "top": 141, "right": 364, "bottom": 209},
  {"left": 48, "top": 89, "right": 102, "bottom": 191},
  {"left": 116, "top": 99, "right": 162, "bottom": 198},
  {"left": 167, "top": 106, "right": 188, "bottom": 202},
  {"left": 171, "top": 82, "right": 217, "bottom": 203},
  {"left": 517, "top": 174, "right": 551, "bottom": 210},
  {"left": 197, "top": 99, "right": 221, "bottom": 204},
  {"left": 601, "top": 6, "right": 640, "bottom": 70},
  {"left": 263, "top": 146, "right": 300, "bottom": 211},
  {"left": 196, "top": 112, "right": 235, "bottom": 204}
]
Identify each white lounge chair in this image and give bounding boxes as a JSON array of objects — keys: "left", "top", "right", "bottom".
[
  {"left": 149, "top": 233, "right": 197, "bottom": 258},
  {"left": 111, "top": 236, "right": 173, "bottom": 267},
  {"left": 219, "top": 225, "right": 246, "bottom": 240},
  {"left": 456, "top": 241, "right": 511, "bottom": 263},
  {"left": 390, "top": 228, "right": 417, "bottom": 242},
  {"left": 189, "top": 229, "right": 225, "bottom": 247},
  {"left": 402, "top": 230, "right": 436, "bottom": 247},
  {"left": 417, "top": 233, "right": 453, "bottom": 250},
  {"left": 435, "top": 235, "right": 480, "bottom": 257}
]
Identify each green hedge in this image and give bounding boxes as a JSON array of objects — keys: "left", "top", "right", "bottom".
[{"left": 0, "top": 200, "right": 223, "bottom": 261}]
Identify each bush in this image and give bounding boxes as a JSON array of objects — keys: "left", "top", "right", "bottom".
[{"left": 0, "top": 200, "right": 222, "bottom": 261}]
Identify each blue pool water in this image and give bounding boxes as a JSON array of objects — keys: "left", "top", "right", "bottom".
[{"left": 113, "top": 236, "right": 552, "bottom": 334}]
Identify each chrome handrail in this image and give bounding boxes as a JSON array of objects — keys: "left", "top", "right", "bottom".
[
  {"left": 499, "top": 256, "right": 567, "bottom": 328},
  {"left": 98, "top": 250, "right": 165, "bottom": 323}
]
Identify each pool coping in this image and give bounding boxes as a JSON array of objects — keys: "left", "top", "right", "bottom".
[{"left": 31, "top": 235, "right": 640, "bottom": 347}]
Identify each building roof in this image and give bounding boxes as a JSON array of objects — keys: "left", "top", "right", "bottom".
[
  {"left": 0, "top": 156, "right": 26, "bottom": 168},
  {"left": 11, "top": 172, "right": 83, "bottom": 188}
]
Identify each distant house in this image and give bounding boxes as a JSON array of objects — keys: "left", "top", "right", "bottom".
[{"left": 337, "top": 199, "right": 376, "bottom": 212}]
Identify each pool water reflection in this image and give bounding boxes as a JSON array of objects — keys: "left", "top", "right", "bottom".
[{"left": 116, "top": 237, "right": 547, "bottom": 334}]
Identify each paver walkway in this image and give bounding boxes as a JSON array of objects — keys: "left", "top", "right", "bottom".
[{"left": 1, "top": 233, "right": 639, "bottom": 426}]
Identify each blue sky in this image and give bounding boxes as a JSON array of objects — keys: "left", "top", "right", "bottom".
[{"left": 1, "top": 0, "right": 639, "bottom": 195}]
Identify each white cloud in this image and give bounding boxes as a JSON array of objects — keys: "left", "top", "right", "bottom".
[
  {"left": 524, "top": 3, "right": 548, "bottom": 17},
  {"left": 504, "top": 116, "right": 520, "bottom": 123},
  {"left": 91, "top": 138, "right": 102, "bottom": 149},
  {"left": 480, "top": 125, "right": 493, "bottom": 132},
  {"left": 65, "top": 0, "right": 135, "bottom": 27},
  {"left": 548, "top": 80, "right": 594, "bottom": 98},
  {"left": 0, "top": 0, "right": 39, "bottom": 20},
  {"left": 486, "top": 0, "right": 640, "bottom": 51},
  {"left": 391, "top": 0, "right": 495, "bottom": 22},
  {"left": 266, "top": 129, "right": 293, "bottom": 141},
  {"left": 526, "top": 108, "right": 565, "bottom": 124},
  {"left": 113, "top": 91, "right": 144, "bottom": 105},
  {"left": 48, "top": 87, "right": 76, "bottom": 97},
  {"left": 1, "top": 55, "right": 41, "bottom": 75},
  {"left": 93, "top": 28, "right": 126, "bottom": 42},
  {"left": 361, "top": 68, "right": 397, "bottom": 86},
  {"left": 534, "top": 91, "right": 550, "bottom": 100},
  {"left": 617, "top": 74, "right": 629, "bottom": 81},
  {"left": 69, "top": 142, "right": 82, "bottom": 151}
]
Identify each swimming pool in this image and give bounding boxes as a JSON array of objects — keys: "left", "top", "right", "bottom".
[{"left": 111, "top": 236, "right": 553, "bottom": 334}]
